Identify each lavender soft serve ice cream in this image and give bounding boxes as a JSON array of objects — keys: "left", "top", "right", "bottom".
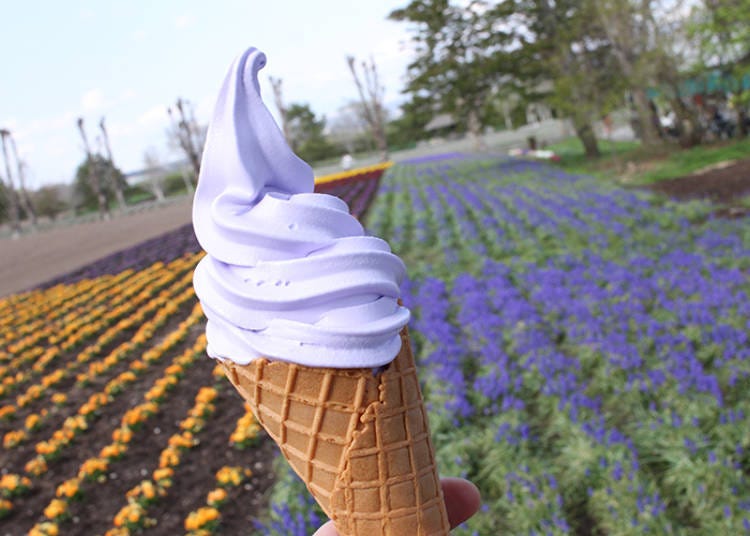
[{"left": 192, "top": 47, "right": 409, "bottom": 368}]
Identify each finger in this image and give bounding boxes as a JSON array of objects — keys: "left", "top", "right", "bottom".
[
  {"left": 312, "top": 520, "right": 338, "bottom": 536},
  {"left": 442, "top": 477, "right": 482, "bottom": 528},
  {"left": 312, "top": 478, "right": 482, "bottom": 535}
]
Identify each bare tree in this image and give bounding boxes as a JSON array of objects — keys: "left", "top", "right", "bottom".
[
  {"left": 167, "top": 98, "right": 204, "bottom": 184},
  {"left": 269, "top": 76, "right": 291, "bottom": 142},
  {"left": 346, "top": 55, "right": 389, "bottom": 161},
  {"left": 1, "top": 129, "right": 37, "bottom": 228},
  {"left": 99, "top": 117, "right": 127, "bottom": 211},
  {"left": 0, "top": 131, "right": 21, "bottom": 237},
  {"left": 142, "top": 147, "right": 166, "bottom": 202},
  {"left": 76, "top": 118, "right": 110, "bottom": 220},
  {"left": 329, "top": 102, "right": 372, "bottom": 153}
]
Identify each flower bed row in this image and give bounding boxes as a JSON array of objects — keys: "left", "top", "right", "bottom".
[{"left": 263, "top": 156, "right": 750, "bottom": 534}]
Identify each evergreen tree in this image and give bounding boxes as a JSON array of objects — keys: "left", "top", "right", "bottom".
[
  {"left": 286, "top": 104, "right": 338, "bottom": 163},
  {"left": 73, "top": 155, "right": 127, "bottom": 213}
]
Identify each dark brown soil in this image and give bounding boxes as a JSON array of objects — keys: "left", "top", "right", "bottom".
[
  {"left": 0, "top": 309, "right": 277, "bottom": 536},
  {"left": 649, "top": 158, "right": 750, "bottom": 218}
]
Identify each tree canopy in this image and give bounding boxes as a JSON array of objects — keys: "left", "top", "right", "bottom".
[
  {"left": 389, "top": 0, "right": 750, "bottom": 156},
  {"left": 286, "top": 103, "right": 339, "bottom": 163},
  {"left": 73, "top": 155, "right": 127, "bottom": 213}
]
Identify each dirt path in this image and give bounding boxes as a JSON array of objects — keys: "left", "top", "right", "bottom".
[
  {"left": 0, "top": 199, "right": 192, "bottom": 298},
  {"left": 648, "top": 158, "right": 750, "bottom": 218}
]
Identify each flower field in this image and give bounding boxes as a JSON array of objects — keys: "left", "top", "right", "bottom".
[
  {"left": 0, "top": 169, "right": 383, "bottom": 535},
  {"left": 1, "top": 155, "right": 749, "bottom": 535},
  {"left": 263, "top": 155, "right": 750, "bottom": 535}
]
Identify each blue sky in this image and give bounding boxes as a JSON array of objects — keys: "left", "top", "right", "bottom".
[{"left": 0, "top": 1, "right": 413, "bottom": 187}]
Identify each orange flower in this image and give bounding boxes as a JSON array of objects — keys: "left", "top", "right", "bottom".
[
  {"left": 112, "top": 427, "right": 133, "bottom": 444},
  {"left": 43, "top": 498, "right": 67, "bottom": 520},
  {"left": 207, "top": 488, "right": 227, "bottom": 507},
  {"left": 55, "top": 479, "right": 80, "bottom": 499},
  {"left": 158, "top": 447, "right": 180, "bottom": 468},
  {"left": 152, "top": 467, "right": 173, "bottom": 486},
  {"left": 184, "top": 506, "right": 220, "bottom": 531},
  {"left": 24, "top": 456, "right": 48, "bottom": 476},
  {"left": 113, "top": 502, "right": 146, "bottom": 528},
  {"left": 3, "top": 430, "right": 26, "bottom": 448},
  {"left": 100, "top": 443, "right": 126, "bottom": 460},
  {"left": 215, "top": 466, "right": 247, "bottom": 487},
  {"left": 78, "top": 457, "right": 108, "bottom": 479},
  {"left": 25, "top": 413, "right": 41, "bottom": 431},
  {"left": 28, "top": 521, "right": 59, "bottom": 536},
  {"left": 0, "top": 405, "right": 16, "bottom": 419},
  {"left": 0, "top": 473, "right": 31, "bottom": 497},
  {"left": 195, "top": 387, "right": 218, "bottom": 404}
]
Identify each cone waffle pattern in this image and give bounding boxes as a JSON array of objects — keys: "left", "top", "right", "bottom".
[{"left": 222, "top": 328, "right": 450, "bottom": 535}]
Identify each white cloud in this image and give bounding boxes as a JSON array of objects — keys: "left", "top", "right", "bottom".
[
  {"left": 0, "top": 118, "right": 19, "bottom": 131},
  {"left": 195, "top": 94, "right": 215, "bottom": 124},
  {"left": 137, "top": 105, "right": 168, "bottom": 128},
  {"left": 22, "top": 110, "right": 77, "bottom": 137},
  {"left": 81, "top": 89, "right": 105, "bottom": 112},
  {"left": 120, "top": 88, "right": 137, "bottom": 101},
  {"left": 175, "top": 14, "right": 194, "bottom": 29}
]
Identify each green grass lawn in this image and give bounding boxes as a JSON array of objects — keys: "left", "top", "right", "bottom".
[{"left": 548, "top": 136, "right": 750, "bottom": 184}]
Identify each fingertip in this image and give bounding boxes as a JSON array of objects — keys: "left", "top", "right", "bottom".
[
  {"left": 441, "top": 477, "right": 481, "bottom": 528},
  {"left": 312, "top": 520, "right": 338, "bottom": 536}
]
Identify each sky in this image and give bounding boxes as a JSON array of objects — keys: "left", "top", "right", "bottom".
[{"left": 0, "top": 1, "right": 415, "bottom": 188}]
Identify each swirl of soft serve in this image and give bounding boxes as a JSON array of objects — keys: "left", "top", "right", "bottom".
[{"left": 192, "top": 47, "right": 410, "bottom": 368}]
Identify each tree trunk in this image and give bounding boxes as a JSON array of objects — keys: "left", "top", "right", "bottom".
[
  {"left": 573, "top": 118, "right": 600, "bottom": 158},
  {"left": 169, "top": 99, "right": 203, "bottom": 180},
  {"left": 152, "top": 183, "right": 165, "bottom": 202},
  {"left": 1, "top": 179, "right": 22, "bottom": 237},
  {"left": 632, "top": 88, "right": 662, "bottom": 145},
  {"left": 99, "top": 118, "right": 127, "bottom": 212},
  {"left": 181, "top": 169, "right": 195, "bottom": 195},
  {"left": 669, "top": 96, "right": 703, "bottom": 148},
  {"left": 467, "top": 108, "right": 486, "bottom": 151},
  {"left": 77, "top": 118, "right": 110, "bottom": 220},
  {"left": 347, "top": 56, "right": 389, "bottom": 162},
  {"left": 0, "top": 133, "right": 23, "bottom": 236},
  {"left": 4, "top": 135, "right": 38, "bottom": 228}
]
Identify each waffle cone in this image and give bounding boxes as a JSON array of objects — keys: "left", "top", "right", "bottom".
[{"left": 222, "top": 327, "right": 450, "bottom": 535}]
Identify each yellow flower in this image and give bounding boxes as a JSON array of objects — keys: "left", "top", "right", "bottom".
[
  {"left": 104, "top": 528, "right": 129, "bottom": 536},
  {"left": 3, "top": 430, "right": 26, "bottom": 448},
  {"left": 24, "top": 456, "right": 48, "bottom": 476},
  {"left": 25, "top": 413, "right": 41, "bottom": 430},
  {"left": 55, "top": 479, "right": 80, "bottom": 499},
  {"left": 215, "top": 466, "right": 246, "bottom": 487},
  {"left": 51, "top": 393, "right": 67, "bottom": 406},
  {"left": 27, "top": 522, "right": 59, "bottom": 536},
  {"left": 43, "top": 498, "right": 67, "bottom": 520},
  {"left": 113, "top": 502, "right": 146, "bottom": 528},
  {"left": 184, "top": 507, "right": 220, "bottom": 530},
  {"left": 78, "top": 457, "right": 108, "bottom": 479},
  {"left": 112, "top": 427, "right": 133, "bottom": 444},
  {"left": 0, "top": 474, "right": 24, "bottom": 493},
  {"left": 152, "top": 467, "right": 174, "bottom": 484},
  {"left": 158, "top": 447, "right": 180, "bottom": 468},
  {"left": 100, "top": 443, "right": 126, "bottom": 460},
  {"left": 206, "top": 488, "right": 227, "bottom": 507},
  {"left": 0, "top": 405, "right": 16, "bottom": 419}
]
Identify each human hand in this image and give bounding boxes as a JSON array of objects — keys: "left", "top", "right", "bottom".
[{"left": 312, "top": 477, "right": 481, "bottom": 535}]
